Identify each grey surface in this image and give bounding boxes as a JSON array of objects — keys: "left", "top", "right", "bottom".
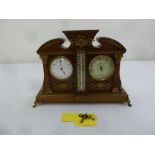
[{"left": 0, "top": 61, "right": 155, "bottom": 135}]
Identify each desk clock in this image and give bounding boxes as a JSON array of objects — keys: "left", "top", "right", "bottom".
[{"left": 33, "top": 30, "right": 131, "bottom": 107}]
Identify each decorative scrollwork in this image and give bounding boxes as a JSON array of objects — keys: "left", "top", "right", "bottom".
[
  {"left": 70, "top": 35, "right": 92, "bottom": 47},
  {"left": 37, "top": 38, "right": 65, "bottom": 54},
  {"left": 52, "top": 83, "right": 74, "bottom": 91},
  {"left": 112, "top": 87, "right": 120, "bottom": 93},
  {"left": 97, "top": 37, "right": 126, "bottom": 52},
  {"left": 88, "top": 82, "right": 112, "bottom": 90}
]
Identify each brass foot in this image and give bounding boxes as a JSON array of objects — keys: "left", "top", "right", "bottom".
[
  {"left": 33, "top": 100, "right": 41, "bottom": 108},
  {"left": 33, "top": 103, "right": 37, "bottom": 108},
  {"left": 127, "top": 99, "right": 132, "bottom": 107}
]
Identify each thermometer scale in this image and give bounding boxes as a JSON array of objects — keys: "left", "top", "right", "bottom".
[{"left": 77, "top": 50, "right": 86, "bottom": 92}]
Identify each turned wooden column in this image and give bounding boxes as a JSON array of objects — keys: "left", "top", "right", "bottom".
[
  {"left": 40, "top": 55, "right": 52, "bottom": 93},
  {"left": 112, "top": 53, "right": 123, "bottom": 93}
]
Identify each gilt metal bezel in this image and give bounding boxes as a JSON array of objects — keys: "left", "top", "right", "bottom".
[
  {"left": 88, "top": 55, "right": 115, "bottom": 81},
  {"left": 49, "top": 56, "right": 73, "bottom": 80}
]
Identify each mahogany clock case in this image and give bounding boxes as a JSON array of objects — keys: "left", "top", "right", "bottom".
[{"left": 34, "top": 30, "right": 131, "bottom": 107}]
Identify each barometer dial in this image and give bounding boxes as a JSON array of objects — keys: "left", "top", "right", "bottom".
[
  {"left": 50, "top": 56, "right": 73, "bottom": 80},
  {"left": 89, "top": 55, "right": 115, "bottom": 81}
]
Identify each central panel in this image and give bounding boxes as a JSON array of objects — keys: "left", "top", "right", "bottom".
[{"left": 76, "top": 50, "right": 86, "bottom": 92}]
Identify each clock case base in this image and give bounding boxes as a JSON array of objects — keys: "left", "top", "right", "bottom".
[{"left": 33, "top": 87, "right": 131, "bottom": 107}]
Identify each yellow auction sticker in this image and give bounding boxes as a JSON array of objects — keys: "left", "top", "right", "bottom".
[{"left": 62, "top": 113, "right": 97, "bottom": 126}]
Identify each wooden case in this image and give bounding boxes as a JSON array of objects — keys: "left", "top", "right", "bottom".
[{"left": 34, "top": 30, "right": 131, "bottom": 107}]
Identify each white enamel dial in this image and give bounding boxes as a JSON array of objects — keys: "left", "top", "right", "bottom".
[
  {"left": 89, "top": 55, "right": 115, "bottom": 81},
  {"left": 50, "top": 56, "right": 73, "bottom": 80}
]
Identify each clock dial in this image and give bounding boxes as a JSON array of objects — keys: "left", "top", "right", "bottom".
[
  {"left": 89, "top": 55, "right": 115, "bottom": 81},
  {"left": 50, "top": 56, "right": 73, "bottom": 80}
]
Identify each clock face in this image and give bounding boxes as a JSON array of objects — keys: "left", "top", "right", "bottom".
[
  {"left": 89, "top": 55, "right": 115, "bottom": 81},
  {"left": 49, "top": 56, "right": 73, "bottom": 80}
]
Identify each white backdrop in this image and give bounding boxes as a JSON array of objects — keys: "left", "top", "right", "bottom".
[{"left": 0, "top": 19, "right": 155, "bottom": 63}]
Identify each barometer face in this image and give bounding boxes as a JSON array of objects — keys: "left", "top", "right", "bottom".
[
  {"left": 50, "top": 56, "right": 73, "bottom": 80},
  {"left": 89, "top": 55, "right": 115, "bottom": 81}
]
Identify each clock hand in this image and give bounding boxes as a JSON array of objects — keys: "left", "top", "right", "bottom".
[
  {"left": 59, "top": 59, "right": 66, "bottom": 74},
  {"left": 60, "top": 59, "right": 62, "bottom": 66},
  {"left": 60, "top": 67, "right": 65, "bottom": 74},
  {"left": 100, "top": 66, "right": 103, "bottom": 72}
]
